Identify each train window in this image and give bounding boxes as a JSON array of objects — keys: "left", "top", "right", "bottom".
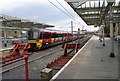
[
  {"left": 62, "top": 34, "right": 64, "bottom": 37},
  {"left": 46, "top": 32, "right": 50, "bottom": 38},
  {"left": 58, "top": 34, "right": 62, "bottom": 37},
  {"left": 45, "top": 32, "right": 47, "bottom": 38},
  {"left": 56, "top": 34, "right": 58, "bottom": 38},
  {"left": 52, "top": 34, "right": 55, "bottom": 38},
  {"left": 50, "top": 33, "right": 54, "bottom": 38},
  {"left": 28, "top": 29, "right": 39, "bottom": 39},
  {"left": 44, "top": 32, "right": 46, "bottom": 38},
  {"left": 54, "top": 33, "right": 58, "bottom": 38},
  {"left": 39, "top": 32, "right": 42, "bottom": 39},
  {"left": 58, "top": 34, "right": 61, "bottom": 37},
  {"left": 58, "top": 34, "right": 60, "bottom": 37},
  {"left": 33, "top": 31, "right": 39, "bottom": 39},
  {"left": 42, "top": 32, "right": 48, "bottom": 39},
  {"left": 28, "top": 30, "right": 33, "bottom": 39}
]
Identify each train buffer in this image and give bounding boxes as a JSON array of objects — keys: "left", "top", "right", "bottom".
[
  {"left": 62, "top": 44, "right": 81, "bottom": 55},
  {"left": 12, "top": 44, "right": 31, "bottom": 56},
  {"left": 1, "top": 44, "right": 30, "bottom": 65},
  {"left": 47, "top": 44, "right": 80, "bottom": 69}
]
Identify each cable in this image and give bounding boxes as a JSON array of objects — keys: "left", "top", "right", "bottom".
[
  {"left": 48, "top": 0, "right": 87, "bottom": 29},
  {"left": 56, "top": 0, "right": 74, "bottom": 18},
  {"left": 48, "top": 0, "right": 75, "bottom": 21},
  {"left": 61, "top": 22, "right": 71, "bottom": 27},
  {"left": 57, "top": 22, "right": 71, "bottom": 28}
]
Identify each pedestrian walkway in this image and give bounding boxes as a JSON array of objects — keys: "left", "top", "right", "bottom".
[{"left": 51, "top": 35, "right": 118, "bottom": 80}]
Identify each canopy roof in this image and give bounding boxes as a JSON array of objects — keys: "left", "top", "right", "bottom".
[{"left": 65, "top": 0, "right": 120, "bottom": 26}]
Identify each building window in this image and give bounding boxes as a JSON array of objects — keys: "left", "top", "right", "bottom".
[{"left": 15, "top": 31, "right": 17, "bottom": 34}]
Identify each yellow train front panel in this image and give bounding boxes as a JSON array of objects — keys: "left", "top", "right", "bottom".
[{"left": 28, "top": 39, "right": 43, "bottom": 49}]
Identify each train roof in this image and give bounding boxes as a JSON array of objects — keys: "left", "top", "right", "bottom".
[{"left": 30, "top": 28, "right": 69, "bottom": 34}]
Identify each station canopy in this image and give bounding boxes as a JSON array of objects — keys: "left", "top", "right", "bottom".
[
  {"left": 65, "top": 0, "right": 120, "bottom": 26},
  {"left": 0, "top": 14, "right": 54, "bottom": 29}
]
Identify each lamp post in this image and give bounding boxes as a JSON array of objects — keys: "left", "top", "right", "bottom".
[{"left": 71, "top": 21, "right": 73, "bottom": 34}]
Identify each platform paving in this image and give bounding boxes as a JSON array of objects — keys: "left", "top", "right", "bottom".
[{"left": 51, "top": 35, "right": 118, "bottom": 80}]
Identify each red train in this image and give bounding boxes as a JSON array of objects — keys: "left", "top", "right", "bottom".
[{"left": 27, "top": 28, "right": 78, "bottom": 50}]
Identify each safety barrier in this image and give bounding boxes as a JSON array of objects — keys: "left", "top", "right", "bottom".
[
  {"left": 12, "top": 44, "right": 30, "bottom": 56},
  {"left": 62, "top": 44, "right": 80, "bottom": 55},
  {"left": 47, "top": 44, "right": 80, "bottom": 69},
  {"left": 62, "top": 44, "right": 80, "bottom": 49},
  {"left": 1, "top": 44, "right": 30, "bottom": 64}
]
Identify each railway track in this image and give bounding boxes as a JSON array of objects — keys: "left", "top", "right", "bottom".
[
  {"left": 2, "top": 35, "right": 92, "bottom": 79},
  {"left": 1, "top": 41, "right": 73, "bottom": 74},
  {"left": 2, "top": 51, "right": 58, "bottom": 74}
]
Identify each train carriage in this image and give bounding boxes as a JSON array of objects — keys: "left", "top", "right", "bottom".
[{"left": 27, "top": 28, "right": 78, "bottom": 50}]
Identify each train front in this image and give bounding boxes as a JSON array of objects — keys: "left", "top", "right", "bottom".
[{"left": 28, "top": 29, "right": 42, "bottom": 50}]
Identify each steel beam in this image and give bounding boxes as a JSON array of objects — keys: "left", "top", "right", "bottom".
[
  {"left": 99, "top": 2, "right": 114, "bottom": 26},
  {"left": 81, "top": 13, "right": 119, "bottom": 17}
]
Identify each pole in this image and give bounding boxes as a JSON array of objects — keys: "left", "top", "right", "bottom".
[
  {"left": 23, "top": 55, "right": 29, "bottom": 81},
  {"left": 102, "top": 21, "right": 105, "bottom": 46},
  {"left": 78, "top": 28, "right": 80, "bottom": 44},
  {"left": 71, "top": 21, "right": 73, "bottom": 34},
  {"left": 82, "top": 26, "right": 83, "bottom": 35},
  {"left": 71, "top": 21, "right": 73, "bottom": 43},
  {"left": 4, "top": 26, "right": 7, "bottom": 47},
  {"left": 115, "top": 23, "right": 118, "bottom": 37},
  {"left": 109, "top": 4, "right": 115, "bottom": 57},
  {"left": 99, "top": 26, "right": 102, "bottom": 42}
]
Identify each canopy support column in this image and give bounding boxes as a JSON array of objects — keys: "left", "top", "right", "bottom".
[{"left": 109, "top": 4, "right": 115, "bottom": 57}]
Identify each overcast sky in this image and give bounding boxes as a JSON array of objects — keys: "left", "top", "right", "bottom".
[{"left": 1, "top": 0, "right": 99, "bottom": 32}]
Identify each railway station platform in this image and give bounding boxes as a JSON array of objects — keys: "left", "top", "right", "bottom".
[{"left": 51, "top": 35, "right": 119, "bottom": 80}]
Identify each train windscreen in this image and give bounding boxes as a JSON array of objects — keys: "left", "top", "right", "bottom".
[{"left": 28, "top": 29, "right": 39, "bottom": 39}]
